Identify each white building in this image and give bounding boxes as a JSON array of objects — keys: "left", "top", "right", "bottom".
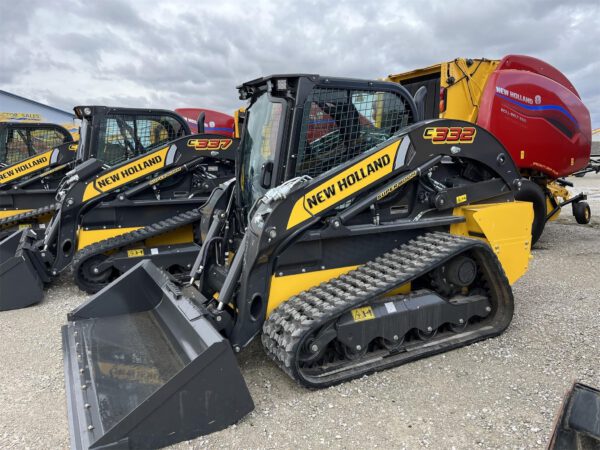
[{"left": 0, "top": 90, "right": 77, "bottom": 135}]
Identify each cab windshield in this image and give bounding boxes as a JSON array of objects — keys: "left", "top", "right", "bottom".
[
  {"left": 76, "top": 118, "right": 89, "bottom": 162},
  {"left": 239, "top": 93, "right": 284, "bottom": 208}
]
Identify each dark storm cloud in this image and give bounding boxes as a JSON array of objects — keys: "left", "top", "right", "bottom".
[{"left": 1, "top": 0, "right": 598, "bottom": 127}]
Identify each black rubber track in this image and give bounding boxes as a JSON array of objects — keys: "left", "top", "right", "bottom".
[
  {"left": 72, "top": 206, "right": 204, "bottom": 293},
  {"left": 0, "top": 203, "right": 57, "bottom": 229},
  {"left": 262, "top": 231, "right": 514, "bottom": 388}
]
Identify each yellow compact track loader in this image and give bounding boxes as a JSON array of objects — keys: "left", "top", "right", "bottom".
[
  {"left": 0, "top": 107, "right": 194, "bottom": 239},
  {"left": 0, "top": 122, "right": 76, "bottom": 235},
  {"left": 0, "top": 121, "right": 74, "bottom": 168},
  {"left": 0, "top": 108, "right": 237, "bottom": 310},
  {"left": 62, "top": 74, "right": 532, "bottom": 449}
]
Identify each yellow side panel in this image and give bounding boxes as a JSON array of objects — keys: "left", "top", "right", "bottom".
[
  {"left": 268, "top": 266, "right": 359, "bottom": 316},
  {"left": 386, "top": 283, "right": 411, "bottom": 296},
  {"left": 268, "top": 267, "right": 411, "bottom": 316},
  {"left": 145, "top": 225, "right": 194, "bottom": 246},
  {"left": 77, "top": 227, "right": 141, "bottom": 251},
  {"left": 77, "top": 225, "right": 195, "bottom": 251},
  {"left": 0, "top": 209, "right": 32, "bottom": 219},
  {"left": 441, "top": 59, "right": 498, "bottom": 123},
  {"left": 386, "top": 63, "right": 443, "bottom": 83},
  {"left": 450, "top": 202, "right": 533, "bottom": 284}
]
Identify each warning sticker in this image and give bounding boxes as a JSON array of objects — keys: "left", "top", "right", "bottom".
[
  {"left": 455, "top": 194, "right": 467, "bottom": 204},
  {"left": 351, "top": 306, "right": 375, "bottom": 322}
]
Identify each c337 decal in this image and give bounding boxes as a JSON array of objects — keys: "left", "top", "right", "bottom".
[
  {"left": 187, "top": 138, "right": 233, "bottom": 151},
  {"left": 286, "top": 140, "right": 400, "bottom": 230},
  {"left": 0, "top": 150, "right": 53, "bottom": 184},
  {"left": 423, "top": 126, "right": 476, "bottom": 144},
  {"left": 82, "top": 146, "right": 170, "bottom": 201}
]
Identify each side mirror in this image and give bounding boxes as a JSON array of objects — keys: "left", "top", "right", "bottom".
[
  {"left": 197, "top": 112, "right": 205, "bottom": 134},
  {"left": 261, "top": 161, "right": 274, "bottom": 189}
]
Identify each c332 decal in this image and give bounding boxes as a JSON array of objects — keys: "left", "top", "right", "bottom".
[{"left": 423, "top": 126, "right": 476, "bottom": 144}]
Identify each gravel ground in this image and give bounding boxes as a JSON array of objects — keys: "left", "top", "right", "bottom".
[{"left": 0, "top": 174, "right": 599, "bottom": 450}]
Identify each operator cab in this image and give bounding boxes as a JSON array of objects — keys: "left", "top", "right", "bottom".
[
  {"left": 74, "top": 106, "right": 191, "bottom": 169},
  {"left": 236, "top": 75, "right": 418, "bottom": 216}
]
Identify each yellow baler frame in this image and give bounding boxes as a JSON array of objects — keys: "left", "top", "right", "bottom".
[{"left": 386, "top": 58, "right": 499, "bottom": 123}]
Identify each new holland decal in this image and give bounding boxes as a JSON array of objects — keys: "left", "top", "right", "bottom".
[
  {"left": 0, "top": 150, "right": 53, "bottom": 184},
  {"left": 187, "top": 138, "right": 233, "bottom": 151},
  {"left": 286, "top": 140, "right": 400, "bottom": 229},
  {"left": 423, "top": 126, "right": 476, "bottom": 144},
  {"left": 82, "top": 146, "right": 170, "bottom": 201}
]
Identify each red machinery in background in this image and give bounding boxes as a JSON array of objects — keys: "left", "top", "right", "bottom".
[
  {"left": 175, "top": 108, "right": 235, "bottom": 137},
  {"left": 388, "top": 55, "right": 593, "bottom": 244},
  {"left": 477, "top": 55, "right": 591, "bottom": 179}
]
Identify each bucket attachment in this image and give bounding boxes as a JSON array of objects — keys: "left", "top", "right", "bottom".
[
  {"left": 0, "top": 229, "right": 48, "bottom": 311},
  {"left": 62, "top": 260, "right": 254, "bottom": 449},
  {"left": 549, "top": 382, "right": 600, "bottom": 449}
]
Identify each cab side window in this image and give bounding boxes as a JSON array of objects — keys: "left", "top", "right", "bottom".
[
  {"left": 96, "top": 115, "right": 186, "bottom": 166},
  {"left": 29, "top": 128, "right": 70, "bottom": 154},
  {"left": 294, "top": 89, "right": 413, "bottom": 178},
  {"left": 4, "top": 129, "right": 29, "bottom": 164}
]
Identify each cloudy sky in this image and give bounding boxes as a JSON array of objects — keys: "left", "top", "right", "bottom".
[{"left": 1, "top": 0, "right": 599, "bottom": 127}]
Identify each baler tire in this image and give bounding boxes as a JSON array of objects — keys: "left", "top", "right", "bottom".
[
  {"left": 573, "top": 201, "right": 591, "bottom": 225},
  {"left": 515, "top": 179, "right": 546, "bottom": 246}
]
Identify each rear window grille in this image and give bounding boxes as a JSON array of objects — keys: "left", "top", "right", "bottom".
[
  {"left": 2, "top": 127, "right": 70, "bottom": 165},
  {"left": 294, "top": 88, "right": 413, "bottom": 178},
  {"left": 96, "top": 114, "right": 186, "bottom": 166}
]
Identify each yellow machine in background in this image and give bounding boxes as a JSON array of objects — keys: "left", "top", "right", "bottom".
[{"left": 388, "top": 58, "right": 499, "bottom": 123}]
